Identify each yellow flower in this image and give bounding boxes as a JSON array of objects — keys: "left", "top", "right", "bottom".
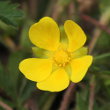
[{"left": 19, "top": 17, "right": 93, "bottom": 92}]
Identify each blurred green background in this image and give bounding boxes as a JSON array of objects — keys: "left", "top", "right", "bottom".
[{"left": 0, "top": 0, "right": 110, "bottom": 110}]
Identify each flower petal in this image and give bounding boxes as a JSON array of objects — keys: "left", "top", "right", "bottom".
[
  {"left": 29, "top": 17, "right": 60, "bottom": 51},
  {"left": 64, "top": 20, "right": 87, "bottom": 52},
  {"left": 19, "top": 58, "right": 52, "bottom": 82},
  {"left": 70, "top": 56, "right": 93, "bottom": 83},
  {"left": 37, "top": 68, "right": 70, "bottom": 92}
]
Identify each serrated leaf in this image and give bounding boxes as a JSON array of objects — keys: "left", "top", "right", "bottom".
[{"left": 0, "top": 1, "right": 24, "bottom": 26}]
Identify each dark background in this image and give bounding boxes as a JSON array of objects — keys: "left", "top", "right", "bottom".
[{"left": 0, "top": 0, "right": 110, "bottom": 110}]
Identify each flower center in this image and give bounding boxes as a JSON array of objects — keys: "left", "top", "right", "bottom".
[{"left": 53, "top": 49, "right": 71, "bottom": 67}]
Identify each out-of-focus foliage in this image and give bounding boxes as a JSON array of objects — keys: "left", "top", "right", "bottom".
[
  {"left": 0, "top": 1, "right": 24, "bottom": 27},
  {"left": 0, "top": 0, "right": 110, "bottom": 110}
]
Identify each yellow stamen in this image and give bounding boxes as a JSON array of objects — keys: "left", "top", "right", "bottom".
[{"left": 53, "top": 49, "right": 71, "bottom": 67}]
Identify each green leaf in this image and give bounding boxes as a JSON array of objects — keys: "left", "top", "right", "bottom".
[
  {"left": 0, "top": 1, "right": 24, "bottom": 26},
  {"left": 95, "top": 31, "right": 110, "bottom": 52},
  {"left": 75, "top": 86, "right": 89, "bottom": 110}
]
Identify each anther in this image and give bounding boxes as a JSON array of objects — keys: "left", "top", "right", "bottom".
[
  {"left": 59, "top": 64, "right": 62, "bottom": 67},
  {"left": 53, "top": 49, "right": 71, "bottom": 67}
]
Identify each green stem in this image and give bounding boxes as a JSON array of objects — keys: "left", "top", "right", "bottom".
[
  {"left": 41, "top": 93, "right": 57, "bottom": 110},
  {"left": 94, "top": 52, "right": 110, "bottom": 60}
]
